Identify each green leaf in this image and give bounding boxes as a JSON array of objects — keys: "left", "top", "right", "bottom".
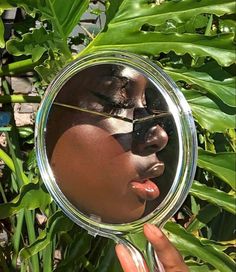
[
  {"left": 187, "top": 204, "right": 221, "bottom": 232},
  {"left": 190, "top": 182, "right": 236, "bottom": 214},
  {"left": 6, "top": 27, "right": 53, "bottom": 62},
  {"left": 198, "top": 149, "right": 236, "bottom": 189},
  {"left": 0, "top": 148, "right": 29, "bottom": 184},
  {"left": 5, "top": 0, "right": 90, "bottom": 82},
  {"left": 55, "top": 231, "right": 93, "bottom": 271},
  {"left": 0, "top": 183, "right": 52, "bottom": 219},
  {"left": 34, "top": 51, "right": 68, "bottom": 83},
  {"left": 20, "top": 211, "right": 74, "bottom": 260},
  {"left": 83, "top": 0, "right": 235, "bottom": 66},
  {"left": 0, "top": 0, "right": 12, "bottom": 13},
  {"left": 8, "top": 0, "right": 89, "bottom": 56},
  {"left": 219, "top": 19, "right": 236, "bottom": 34},
  {"left": 109, "top": 0, "right": 235, "bottom": 25},
  {"left": 0, "top": 1, "right": 13, "bottom": 48},
  {"left": 166, "top": 68, "right": 236, "bottom": 107},
  {"left": 183, "top": 90, "right": 235, "bottom": 132},
  {"left": 93, "top": 240, "right": 121, "bottom": 272},
  {"left": 87, "top": 32, "right": 235, "bottom": 67},
  {"left": 187, "top": 262, "right": 219, "bottom": 272},
  {"left": 164, "top": 221, "right": 236, "bottom": 272},
  {"left": 0, "top": 17, "right": 5, "bottom": 48},
  {"left": 200, "top": 237, "right": 236, "bottom": 252},
  {"left": 11, "top": 0, "right": 89, "bottom": 37}
]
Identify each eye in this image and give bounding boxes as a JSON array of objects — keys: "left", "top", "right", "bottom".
[{"left": 92, "top": 91, "right": 134, "bottom": 114}]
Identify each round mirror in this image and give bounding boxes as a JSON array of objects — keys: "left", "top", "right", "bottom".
[{"left": 35, "top": 51, "right": 197, "bottom": 237}]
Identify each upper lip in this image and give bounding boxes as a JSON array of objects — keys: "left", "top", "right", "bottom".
[{"left": 137, "top": 161, "right": 165, "bottom": 181}]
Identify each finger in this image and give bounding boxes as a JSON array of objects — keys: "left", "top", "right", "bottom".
[
  {"left": 144, "top": 224, "right": 189, "bottom": 272},
  {"left": 115, "top": 244, "right": 148, "bottom": 272}
]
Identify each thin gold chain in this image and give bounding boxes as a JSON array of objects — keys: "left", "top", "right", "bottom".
[{"left": 53, "top": 102, "right": 171, "bottom": 125}]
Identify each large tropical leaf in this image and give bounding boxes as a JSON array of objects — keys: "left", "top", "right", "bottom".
[
  {"left": 7, "top": 27, "right": 54, "bottom": 61},
  {"left": 165, "top": 221, "right": 236, "bottom": 272},
  {"left": 83, "top": 0, "right": 235, "bottom": 67},
  {"left": 190, "top": 181, "right": 236, "bottom": 214},
  {"left": 166, "top": 68, "right": 236, "bottom": 108},
  {"left": 186, "top": 204, "right": 221, "bottom": 232},
  {"left": 183, "top": 90, "right": 235, "bottom": 132},
  {"left": 7, "top": 0, "right": 89, "bottom": 46},
  {"left": 198, "top": 149, "right": 236, "bottom": 189},
  {"left": 6, "top": 0, "right": 90, "bottom": 81},
  {"left": 108, "top": 0, "right": 234, "bottom": 25}
]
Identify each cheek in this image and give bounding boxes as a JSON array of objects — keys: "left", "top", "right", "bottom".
[
  {"left": 50, "top": 124, "right": 145, "bottom": 223},
  {"left": 51, "top": 125, "right": 137, "bottom": 189}
]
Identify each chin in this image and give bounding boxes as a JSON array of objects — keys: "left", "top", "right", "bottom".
[{"left": 100, "top": 204, "right": 146, "bottom": 224}]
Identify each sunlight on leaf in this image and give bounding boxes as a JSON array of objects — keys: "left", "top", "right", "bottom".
[
  {"left": 8, "top": 0, "right": 89, "bottom": 56},
  {"left": 190, "top": 181, "right": 236, "bottom": 214},
  {"left": 20, "top": 211, "right": 74, "bottom": 260},
  {"left": 0, "top": 17, "right": 5, "bottom": 48},
  {"left": 0, "top": 183, "right": 52, "bottom": 219},
  {"left": 165, "top": 221, "right": 236, "bottom": 272},
  {"left": 83, "top": 0, "right": 235, "bottom": 66},
  {"left": 166, "top": 68, "right": 236, "bottom": 107},
  {"left": 109, "top": 0, "right": 235, "bottom": 25},
  {"left": 6, "top": 27, "right": 53, "bottom": 61},
  {"left": 198, "top": 149, "right": 236, "bottom": 189},
  {"left": 0, "top": 1, "right": 13, "bottom": 48},
  {"left": 183, "top": 90, "right": 235, "bottom": 132}
]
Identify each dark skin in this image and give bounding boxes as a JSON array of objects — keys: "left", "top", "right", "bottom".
[{"left": 116, "top": 224, "right": 189, "bottom": 272}]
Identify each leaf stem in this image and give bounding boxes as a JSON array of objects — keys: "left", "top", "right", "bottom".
[
  {"left": 12, "top": 209, "right": 24, "bottom": 269},
  {"left": 0, "top": 95, "right": 41, "bottom": 104},
  {"left": 0, "top": 148, "right": 29, "bottom": 184},
  {"left": 24, "top": 210, "right": 40, "bottom": 272},
  {"left": 42, "top": 243, "right": 52, "bottom": 272},
  {"left": 0, "top": 59, "right": 40, "bottom": 76}
]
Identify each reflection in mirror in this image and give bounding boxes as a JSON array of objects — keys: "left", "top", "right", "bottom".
[{"left": 45, "top": 64, "right": 179, "bottom": 224}]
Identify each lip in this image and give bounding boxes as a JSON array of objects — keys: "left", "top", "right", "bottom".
[
  {"left": 143, "top": 162, "right": 165, "bottom": 179},
  {"left": 130, "top": 179, "right": 160, "bottom": 201},
  {"left": 129, "top": 162, "right": 164, "bottom": 201}
]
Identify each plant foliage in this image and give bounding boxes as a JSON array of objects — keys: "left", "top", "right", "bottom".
[{"left": 0, "top": 0, "right": 235, "bottom": 271}]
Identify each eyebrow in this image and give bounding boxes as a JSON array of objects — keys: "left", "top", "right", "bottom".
[{"left": 53, "top": 102, "right": 171, "bottom": 124}]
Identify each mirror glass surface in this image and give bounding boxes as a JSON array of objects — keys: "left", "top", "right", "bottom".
[{"left": 44, "top": 63, "right": 180, "bottom": 224}]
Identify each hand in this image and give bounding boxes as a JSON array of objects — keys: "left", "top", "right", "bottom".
[{"left": 115, "top": 224, "right": 189, "bottom": 272}]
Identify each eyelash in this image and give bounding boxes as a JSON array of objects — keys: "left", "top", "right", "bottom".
[{"left": 92, "top": 92, "right": 134, "bottom": 113}]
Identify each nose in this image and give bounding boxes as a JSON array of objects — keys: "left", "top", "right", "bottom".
[
  {"left": 132, "top": 124, "right": 168, "bottom": 156},
  {"left": 132, "top": 108, "right": 168, "bottom": 156},
  {"left": 146, "top": 124, "right": 168, "bottom": 150}
]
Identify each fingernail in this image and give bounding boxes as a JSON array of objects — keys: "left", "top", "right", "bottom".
[
  {"left": 115, "top": 243, "right": 141, "bottom": 272},
  {"left": 144, "top": 223, "right": 163, "bottom": 238},
  {"left": 115, "top": 243, "right": 130, "bottom": 256}
]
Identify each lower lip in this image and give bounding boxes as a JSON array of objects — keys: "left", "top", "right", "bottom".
[{"left": 130, "top": 179, "right": 160, "bottom": 201}]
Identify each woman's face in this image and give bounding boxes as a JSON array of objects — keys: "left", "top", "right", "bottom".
[{"left": 47, "top": 65, "right": 169, "bottom": 223}]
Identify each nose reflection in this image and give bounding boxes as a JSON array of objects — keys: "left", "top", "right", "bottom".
[
  {"left": 112, "top": 108, "right": 169, "bottom": 156},
  {"left": 132, "top": 124, "right": 168, "bottom": 156},
  {"left": 132, "top": 108, "right": 168, "bottom": 156}
]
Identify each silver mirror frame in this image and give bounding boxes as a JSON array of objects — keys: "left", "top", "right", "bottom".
[{"left": 35, "top": 50, "right": 197, "bottom": 238}]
